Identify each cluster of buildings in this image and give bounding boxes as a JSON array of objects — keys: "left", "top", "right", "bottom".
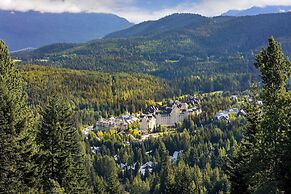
[
  {"left": 119, "top": 161, "right": 153, "bottom": 176},
  {"left": 215, "top": 108, "right": 246, "bottom": 121},
  {"left": 118, "top": 150, "right": 183, "bottom": 175},
  {"left": 83, "top": 96, "right": 202, "bottom": 133},
  {"left": 96, "top": 114, "right": 139, "bottom": 131},
  {"left": 215, "top": 94, "right": 264, "bottom": 121},
  {"left": 140, "top": 97, "right": 202, "bottom": 131},
  {"left": 84, "top": 94, "right": 259, "bottom": 134}
]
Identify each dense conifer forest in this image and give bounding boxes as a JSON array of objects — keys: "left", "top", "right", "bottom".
[
  {"left": 1, "top": 35, "right": 290, "bottom": 193},
  {"left": 19, "top": 65, "right": 174, "bottom": 126}
]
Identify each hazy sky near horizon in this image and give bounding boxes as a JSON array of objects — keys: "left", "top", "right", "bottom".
[{"left": 1, "top": 0, "right": 291, "bottom": 23}]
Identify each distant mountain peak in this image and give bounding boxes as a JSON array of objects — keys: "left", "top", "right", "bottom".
[
  {"left": 105, "top": 13, "right": 209, "bottom": 39},
  {"left": 222, "top": 5, "right": 291, "bottom": 16}
]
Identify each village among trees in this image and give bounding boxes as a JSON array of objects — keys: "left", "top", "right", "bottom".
[{"left": 0, "top": 37, "right": 290, "bottom": 193}]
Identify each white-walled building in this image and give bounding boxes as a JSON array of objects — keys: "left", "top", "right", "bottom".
[
  {"left": 141, "top": 101, "right": 202, "bottom": 130},
  {"left": 140, "top": 114, "right": 157, "bottom": 131},
  {"left": 215, "top": 111, "right": 230, "bottom": 121},
  {"left": 96, "top": 115, "right": 139, "bottom": 131}
]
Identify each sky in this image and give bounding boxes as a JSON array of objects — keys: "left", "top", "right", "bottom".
[{"left": 1, "top": 0, "right": 291, "bottom": 23}]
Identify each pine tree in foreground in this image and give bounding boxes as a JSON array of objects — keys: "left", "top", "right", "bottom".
[
  {"left": 254, "top": 37, "right": 291, "bottom": 193},
  {"left": 37, "top": 97, "right": 90, "bottom": 193},
  {"left": 0, "top": 40, "right": 39, "bottom": 193},
  {"left": 227, "top": 37, "right": 291, "bottom": 193}
]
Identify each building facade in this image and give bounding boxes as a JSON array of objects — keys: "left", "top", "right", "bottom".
[{"left": 140, "top": 102, "right": 202, "bottom": 131}]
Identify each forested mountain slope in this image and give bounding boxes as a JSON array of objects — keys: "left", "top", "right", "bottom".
[
  {"left": 13, "top": 13, "right": 291, "bottom": 92},
  {"left": 20, "top": 65, "right": 173, "bottom": 118},
  {"left": 106, "top": 13, "right": 291, "bottom": 54}
]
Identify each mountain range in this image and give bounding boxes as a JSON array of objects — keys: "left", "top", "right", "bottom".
[
  {"left": 105, "top": 12, "right": 291, "bottom": 54},
  {"left": 16, "top": 13, "right": 291, "bottom": 67},
  {"left": 14, "top": 12, "right": 291, "bottom": 93},
  {"left": 222, "top": 5, "right": 291, "bottom": 16},
  {"left": 2, "top": 6, "right": 291, "bottom": 51},
  {"left": 0, "top": 10, "right": 133, "bottom": 50}
]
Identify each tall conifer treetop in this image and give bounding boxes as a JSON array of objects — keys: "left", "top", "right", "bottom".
[
  {"left": 227, "top": 37, "right": 291, "bottom": 193},
  {"left": 0, "top": 40, "right": 38, "bottom": 193}
]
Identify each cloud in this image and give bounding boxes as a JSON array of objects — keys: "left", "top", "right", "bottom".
[
  {"left": 0, "top": 0, "right": 291, "bottom": 23},
  {"left": 0, "top": 0, "right": 132, "bottom": 13}
]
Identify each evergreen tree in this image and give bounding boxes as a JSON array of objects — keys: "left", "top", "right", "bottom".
[
  {"left": 129, "top": 176, "right": 151, "bottom": 194},
  {"left": 106, "top": 173, "right": 123, "bottom": 194},
  {"left": 62, "top": 154, "right": 79, "bottom": 193},
  {"left": 37, "top": 97, "right": 90, "bottom": 193},
  {"left": 94, "top": 155, "right": 123, "bottom": 194},
  {"left": 160, "top": 157, "right": 175, "bottom": 194},
  {"left": 226, "top": 83, "right": 261, "bottom": 194},
  {"left": 254, "top": 37, "right": 291, "bottom": 192},
  {"left": 0, "top": 40, "right": 38, "bottom": 193},
  {"left": 227, "top": 37, "right": 291, "bottom": 193},
  {"left": 63, "top": 117, "right": 90, "bottom": 193},
  {"left": 94, "top": 175, "right": 107, "bottom": 194},
  {"left": 47, "top": 179, "right": 65, "bottom": 194}
]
